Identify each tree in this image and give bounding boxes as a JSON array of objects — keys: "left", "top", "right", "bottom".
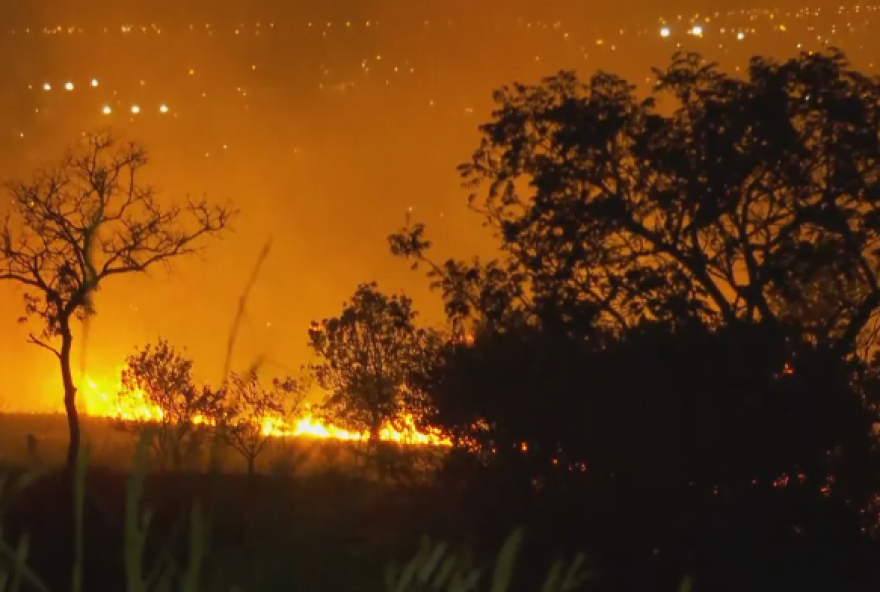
[
  {"left": 390, "top": 50, "right": 880, "bottom": 538},
  {"left": 417, "top": 318, "right": 876, "bottom": 490},
  {"left": 308, "top": 283, "right": 440, "bottom": 452},
  {"left": 391, "top": 50, "right": 880, "bottom": 355},
  {"left": 222, "top": 371, "right": 304, "bottom": 475},
  {"left": 119, "top": 339, "right": 225, "bottom": 471},
  {"left": 0, "top": 133, "right": 233, "bottom": 468}
]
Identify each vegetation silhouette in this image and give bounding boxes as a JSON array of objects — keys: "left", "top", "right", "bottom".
[
  {"left": 221, "top": 372, "right": 304, "bottom": 476},
  {"left": 0, "top": 133, "right": 234, "bottom": 469},
  {"left": 7, "top": 48, "right": 880, "bottom": 591},
  {"left": 390, "top": 49, "right": 880, "bottom": 588},
  {"left": 393, "top": 49, "right": 880, "bottom": 352},
  {"left": 308, "top": 283, "right": 442, "bottom": 446},
  {"left": 118, "top": 339, "right": 226, "bottom": 471}
]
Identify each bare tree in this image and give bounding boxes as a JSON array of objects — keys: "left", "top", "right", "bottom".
[
  {"left": 0, "top": 133, "right": 234, "bottom": 468},
  {"left": 222, "top": 372, "right": 304, "bottom": 475},
  {"left": 119, "top": 339, "right": 225, "bottom": 471}
]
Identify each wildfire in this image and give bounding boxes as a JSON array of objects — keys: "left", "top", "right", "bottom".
[{"left": 77, "top": 375, "right": 451, "bottom": 447}]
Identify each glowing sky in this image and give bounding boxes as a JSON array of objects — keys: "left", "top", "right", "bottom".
[{"left": 1, "top": 0, "right": 878, "bottom": 411}]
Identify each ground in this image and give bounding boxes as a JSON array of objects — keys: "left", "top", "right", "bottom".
[
  {"left": 0, "top": 412, "right": 438, "bottom": 474},
  {"left": 1, "top": 413, "right": 880, "bottom": 592},
  {"left": 0, "top": 413, "right": 464, "bottom": 592}
]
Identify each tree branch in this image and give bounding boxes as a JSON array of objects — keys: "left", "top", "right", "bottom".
[{"left": 27, "top": 333, "right": 61, "bottom": 359}]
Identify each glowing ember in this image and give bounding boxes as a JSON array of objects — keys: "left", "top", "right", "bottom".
[{"left": 77, "top": 374, "right": 451, "bottom": 447}]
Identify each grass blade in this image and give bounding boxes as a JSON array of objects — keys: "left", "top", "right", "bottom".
[
  {"left": 9, "top": 533, "right": 30, "bottom": 592},
  {"left": 125, "top": 432, "right": 151, "bottom": 592},
  {"left": 72, "top": 446, "right": 89, "bottom": 592},
  {"left": 181, "top": 502, "right": 205, "bottom": 592},
  {"left": 679, "top": 574, "right": 694, "bottom": 592},
  {"left": 490, "top": 529, "right": 524, "bottom": 592},
  {"left": 539, "top": 561, "right": 563, "bottom": 592},
  {"left": 418, "top": 541, "right": 448, "bottom": 584}
]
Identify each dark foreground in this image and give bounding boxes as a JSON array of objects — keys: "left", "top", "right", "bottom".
[{"left": 1, "top": 460, "right": 879, "bottom": 592}]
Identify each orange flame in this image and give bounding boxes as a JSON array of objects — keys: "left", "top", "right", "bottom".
[{"left": 77, "top": 374, "right": 451, "bottom": 447}]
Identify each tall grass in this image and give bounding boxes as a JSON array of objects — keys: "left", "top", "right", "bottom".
[{"left": 0, "top": 438, "right": 694, "bottom": 592}]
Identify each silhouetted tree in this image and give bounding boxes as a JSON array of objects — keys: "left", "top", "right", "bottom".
[
  {"left": 222, "top": 371, "right": 304, "bottom": 475},
  {"left": 391, "top": 50, "right": 880, "bottom": 528},
  {"left": 392, "top": 50, "right": 880, "bottom": 355},
  {"left": 119, "top": 338, "right": 225, "bottom": 470},
  {"left": 308, "top": 283, "right": 441, "bottom": 455},
  {"left": 0, "top": 133, "right": 233, "bottom": 468},
  {"left": 420, "top": 320, "right": 877, "bottom": 495}
]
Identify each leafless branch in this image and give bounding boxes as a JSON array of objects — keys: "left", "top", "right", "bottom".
[
  {"left": 26, "top": 333, "right": 61, "bottom": 359},
  {"left": 0, "top": 131, "right": 236, "bottom": 346}
]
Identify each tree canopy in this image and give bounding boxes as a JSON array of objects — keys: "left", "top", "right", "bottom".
[
  {"left": 393, "top": 50, "right": 880, "bottom": 358},
  {"left": 392, "top": 50, "right": 880, "bottom": 515},
  {"left": 119, "top": 339, "right": 224, "bottom": 470},
  {"left": 308, "top": 282, "right": 440, "bottom": 445}
]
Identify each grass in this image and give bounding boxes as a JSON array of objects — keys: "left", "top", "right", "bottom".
[
  {"left": 0, "top": 414, "right": 861, "bottom": 592},
  {"left": 0, "top": 429, "right": 648, "bottom": 592},
  {"left": 0, "top": 412, "right": 387, "bottom": 475}
]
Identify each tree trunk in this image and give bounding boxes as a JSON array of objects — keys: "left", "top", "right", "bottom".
[
  {"left": 59, "top": 324, "right": 80, "bottom": 470},
  {"left": 369, "top": 418, "right": 385, "bottom": 482},
  {"left": 368, "top": 425, "right": 381, "bottom": 462},
  {"left": 247, "top": 456, "right": 255, "bottom": 476}
]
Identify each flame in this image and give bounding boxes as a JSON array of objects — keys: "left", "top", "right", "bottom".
[
  {"left": 77, "top": 374, "right": 451, "bottom": 447},
  {"left": 81, "top": 378, "right": 163, "bottom": 422}
]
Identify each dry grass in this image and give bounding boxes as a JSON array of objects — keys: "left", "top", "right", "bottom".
[{"left": 0, "top": 427, "right": 672, "bottom": 592}]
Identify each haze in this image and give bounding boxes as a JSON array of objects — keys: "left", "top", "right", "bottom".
[{"left": 0, "top": 0, "right": 875, "bottom": 410}]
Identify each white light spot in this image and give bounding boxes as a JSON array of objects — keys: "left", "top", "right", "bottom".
[
  {"left": 90, "top": 78, "right": 98, "bottom": 87},
  {"left": 159, "top": 104, "right": 169, "bottom": 113},
  {"left": 102, "top": 105, "right": 112, "bottom": 114},
  {"left": 660, "top": 27, "right": 671, "bottom": 37},
  {"left": 691, "top": 25, "right": 703, "bottom": 36},
  {"left": 131, "top": 105, "right": 140, "bottom": 114},
  {"left": 43, "top": 83, "right": 51, "bottom": 91}
]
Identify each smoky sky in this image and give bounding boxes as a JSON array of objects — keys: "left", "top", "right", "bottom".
[{"left": 0, "top": 0, "right": 871, "bottom": 409}]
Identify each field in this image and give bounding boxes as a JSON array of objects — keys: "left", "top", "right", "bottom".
[
  {"left": 0, "top": 412, "right": 394, "bottom": 473},
  {"left": 0, "top": 413, "right": 478, "bottom": 592},
  {"left": 2, "top": 414, "right": 880, "bottom": 592}
]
